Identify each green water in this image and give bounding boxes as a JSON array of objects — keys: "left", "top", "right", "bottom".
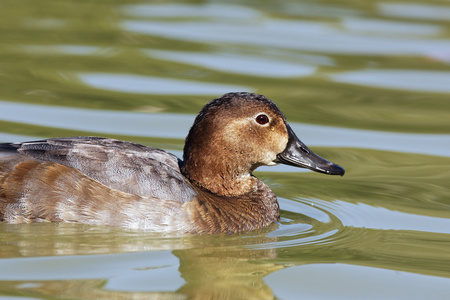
[{"left": 1, "top": 0, "right": 450, "bottom": 299}]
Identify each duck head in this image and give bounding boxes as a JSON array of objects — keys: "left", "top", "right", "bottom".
[{"left": 182, "top": 92, "right": 344, "bottom": 196}]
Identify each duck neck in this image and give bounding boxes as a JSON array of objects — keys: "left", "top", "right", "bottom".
[{"left": 181, "top": 152, "right": 257, "bottom": 197}]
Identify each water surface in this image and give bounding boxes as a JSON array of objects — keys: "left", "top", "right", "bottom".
[{"left": 0, "top": 0, "right": 449, "bottom": 299}]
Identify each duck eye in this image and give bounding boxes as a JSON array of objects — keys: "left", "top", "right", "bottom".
[{"left": 255, "top": 114, "right": 269, "bottom": 125}]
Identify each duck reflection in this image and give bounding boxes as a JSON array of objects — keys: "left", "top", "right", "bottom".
[
  {"left": 0, "top": 223, "right": 282, "bottom": 299},
  {"left": 175, "top": 240, "right": 282, "bottom": 300}
]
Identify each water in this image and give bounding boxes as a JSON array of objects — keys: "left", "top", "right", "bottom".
[{"left": 0, "top": 0, "right": 449, "bottom": 299}]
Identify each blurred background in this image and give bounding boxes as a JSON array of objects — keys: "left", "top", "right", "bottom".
[{"left": 0, "top": 0, "right": 449, "bottom": 299}]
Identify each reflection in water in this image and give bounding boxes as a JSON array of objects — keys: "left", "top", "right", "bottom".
[
  {"left": 122, "top": 18, "right": 450, "bottom": 55},
  {"left": 331, "top": 69, "right": 450, "bottom": 93},
  {"left": 379, "top": 3, "right": 450, "bottom": 21},
  {"left": 0, "top": 223, "right": 281, "bottom": 299},
  {"left": 18, "top": 45, "right": 102, "bottom": 56},
  {"left": 145, "top": 49, "right": 317, "bottom": 78},
  {"left": 0, "top": 133, "right": 41, "bottom": 144},
  {"left": 175, "top": 246, "right": 280, "bottom": 300},
  {"left": 80, "top": 73, "right": 251, "bottom": 95},
  {"left": 341, "top": 18, "right": 442, "bottom": 36},
  {"left": 265, "top": 263, "right": 450, "bottom": 300},
  {"left": 305, "top": 199, "right": 450, "bottom": 234},
  {"left": 0, "top": 100, "right": 193, "bottom": 139}
]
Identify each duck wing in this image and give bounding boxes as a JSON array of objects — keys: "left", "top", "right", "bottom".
[{"left": 0, "top": 137, "right": 196, "bottom": 203}]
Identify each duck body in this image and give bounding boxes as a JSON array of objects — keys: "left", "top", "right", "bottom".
[{"left": 0, "top": 92, "right": 344, "bottom": 234}]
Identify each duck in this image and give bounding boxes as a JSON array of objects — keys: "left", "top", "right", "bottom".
[{"left": 0, "top": 92, "right": 344, "bottom": 234}]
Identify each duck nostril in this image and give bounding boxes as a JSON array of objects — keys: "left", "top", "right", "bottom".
[{"left": 300, "top": 146, "right": 310, "bottom": 154}]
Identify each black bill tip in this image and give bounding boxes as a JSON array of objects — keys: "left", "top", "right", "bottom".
[{"left": 274, "top": 124, "right": 345, "bottom": 176}]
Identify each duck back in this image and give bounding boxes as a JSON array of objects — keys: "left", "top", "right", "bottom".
[{"left": 0, "top": 137, "right": 197, "bottom": 203}]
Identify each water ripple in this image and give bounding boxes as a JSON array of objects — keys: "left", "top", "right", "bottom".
[
  {"left": 80, "top": 73, "right": 251, "bottom": 95},
  {"left": 265, "top": 263, "right": 450, "bottom": 300},
  {"left": 320, "top": 200, "right": 450, "bottom": 234},
  {"left": 122, "top": 18, "right": 450, "bottom": 55},
  {"left": 248, "top": 197, "right": 343, "bottom": 250},
  {"left": 145, "top": 49, "right": 317, "bottom": 78},
  {"left": 331, "top": 69, "right": 450, "bottom": 93},
  {"left": 379, "top": 3, "right": 450, "bottom": 21}
]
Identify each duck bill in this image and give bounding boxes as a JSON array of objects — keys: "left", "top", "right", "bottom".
[{"left": 274, "top": 124, "right": 345, "bottom": 176}]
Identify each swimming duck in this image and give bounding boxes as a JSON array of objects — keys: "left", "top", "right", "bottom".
[{"left": 0, "top": 92, "right": 344, "bottom": 234}]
